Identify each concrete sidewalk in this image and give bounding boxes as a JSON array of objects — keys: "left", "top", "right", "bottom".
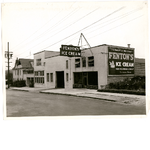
[
  {"left": 9, "top": 87, "right": 146, "bottom": 106},
  {"left": 40, "top": 88, "right": 145, "bottom": 106}
]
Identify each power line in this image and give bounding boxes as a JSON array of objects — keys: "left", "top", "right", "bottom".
[
  {"left": 10, "top": 10, "right": 63, "bottom": 51},
  {"left": 42, "top": 7, "right": 125, "bottom": 49},
  {"left": 11, "top": 1, "right": 76, "bottom": 52},
  {"left": 64, "top": 8, "right": 141, "bottom": 45},
  {"left": 82, "top": 8, "right": 142, "bottom": 36},
  {"left": 17, "top": 6, "right": 100, "bottom": 55},
  {"left": 89, "top": 15, "right": 144, "bottom": 40},
  {"left": 14, "top": 7, "right": 80, "bottom": 54},
  {"left": 15, "top": 6, "right": 125, "bottom": 57}
]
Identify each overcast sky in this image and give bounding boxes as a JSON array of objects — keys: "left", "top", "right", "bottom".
[{"left": 2, "top": 1, "right": 148, "bottom": 69}]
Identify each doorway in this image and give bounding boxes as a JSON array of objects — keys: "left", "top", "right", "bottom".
[{"left": 56, "top": 71, "right": 64, "bottom": 88}]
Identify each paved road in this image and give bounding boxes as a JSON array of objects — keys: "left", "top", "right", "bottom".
[{"left": 6, "top": 90, "right": 146, "bottom": 117}]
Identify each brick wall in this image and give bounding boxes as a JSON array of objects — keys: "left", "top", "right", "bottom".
[{"left": 134, "top": 62, "right": 145, "bottom": 76}]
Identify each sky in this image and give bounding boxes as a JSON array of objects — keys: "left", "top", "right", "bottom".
[{"left": 2, "top": 1, "right": 148, "bottom": 69}]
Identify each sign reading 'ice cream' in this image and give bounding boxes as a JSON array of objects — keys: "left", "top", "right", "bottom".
[
  {"left": 60, "top": 45, "right": 81, "bottom": 57},
  {"left": 108, "top": 46, "right": 134, "bottom": 75}
]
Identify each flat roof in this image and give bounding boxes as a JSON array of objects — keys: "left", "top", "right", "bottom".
[
  {"left": 33, "top": 50, "right": 59, "bottom": 55},
  {"left": 81, "top": 44, "right": 134, "bottom": 51}
]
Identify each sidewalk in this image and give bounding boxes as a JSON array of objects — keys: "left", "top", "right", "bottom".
[{"left": 10, "top": 87, "right": 146, "bottom": 106}]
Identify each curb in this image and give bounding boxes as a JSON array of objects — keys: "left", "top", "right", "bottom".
[
  {"left": 40, "top": 91, "right": 116, "bottom": 102},
  {"left": 11, "top": 89, "right": 29, "bottom": 92}
]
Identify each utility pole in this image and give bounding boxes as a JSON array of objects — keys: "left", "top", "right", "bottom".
[
  {"left": 5, "top": 42, "right": 13, "bottom": 88},
  {"left": 7, "top": 42, "right": 10, "bottom": 88}
]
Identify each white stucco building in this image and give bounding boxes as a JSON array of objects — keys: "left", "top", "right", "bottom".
[{"left": 34, "top": 44, "right": 138, "bottom": 89}]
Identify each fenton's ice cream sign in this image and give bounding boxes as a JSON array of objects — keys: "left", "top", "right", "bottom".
[
  {"left": 108, "top": 47, "right": 134, "bottom": 75},
  {"left": 60, "top": 45, "right": 81, "bottom": 57}
]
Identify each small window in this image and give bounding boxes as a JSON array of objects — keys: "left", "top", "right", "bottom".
[
  {"left": 66, "top": 73, "right": 68, "bottom": 81},
  {"left": 88, "top": 56, "right": 94, "bottom": 67},
  {"left": 82, "top": 57, "right": 86, "bottom": 67},
  {"left": 47, "top": 73, "right": 49, "bottom": 82},
  {"left": 66, "top": 60, "right": 68, "bottom": 69},
  {"left": 75, "top": 58, "right": 80, "bottom": 68},
  {"left": 40, "top": 71, "right": 44, "bottom": 76},
  {"left": 50, "top": 73, "right": 53, "bottom": 82},
  {"left": 36, "top": 59, "right": 41, "bottom": 66}
]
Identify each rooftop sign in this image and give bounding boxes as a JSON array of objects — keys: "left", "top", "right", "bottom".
[
  {"left": 60, "top": 45, "right": 81, "bottom": 57},
  {"left": 108, "top": 47, "right": 134, "bottom": 75}
]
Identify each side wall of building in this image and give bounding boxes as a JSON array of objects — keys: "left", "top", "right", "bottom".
[{"left": 34, "top": 51, "right": 45, "bottom": 87}]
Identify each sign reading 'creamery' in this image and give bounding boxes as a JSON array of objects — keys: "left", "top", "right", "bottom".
[{"left": 108, "top": 47, "right": 134, "bottom": 75}]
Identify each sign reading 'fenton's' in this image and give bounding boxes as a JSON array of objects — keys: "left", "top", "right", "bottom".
[
  {"left": 60, "top": 45, "right": 81, "bottom": 57},
  {"left": 108, "top": 47, "right": 134, "bottom": 75}
]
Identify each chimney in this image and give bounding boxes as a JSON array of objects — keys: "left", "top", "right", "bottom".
[{"left": 127, "top": 44, "right": 130, "bottom": 48}]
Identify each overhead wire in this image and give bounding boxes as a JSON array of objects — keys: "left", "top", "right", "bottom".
[
  {"left": 83, "top": 7, "right": 142, "bottom": 35},
  {"left": 16, "top": 6, "right": 127, "bottom": 57},
  {"left": 64, "top": 8, "right": 141, "bottom": 45},
  {"left": 17, "top": 6, "right": 100, "bottom": 55},
  {"left": 10, "top": 10, "right": 63, "bottom": 51},
  {"left": 16, "top": 7, "right": 81, "bottom": 57},
  {"left": 41, "top": 7, "right": 125, "bottom": 50},
  {"left": 88, "top": 15, "right": 144, "bottom": 40},
  {"left": 11, "top": 1, "right": 77, "bottom": 52},
  {"left": 14, "top": 7, "right": 80, "bottom": 54}
]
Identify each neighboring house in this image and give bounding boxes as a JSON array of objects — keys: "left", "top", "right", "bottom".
[{"left": 12, "top": 58, "right": 34, "bottom": 86}]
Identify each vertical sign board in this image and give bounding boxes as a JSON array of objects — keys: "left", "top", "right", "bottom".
[
  {"left": 60, "top": 45, "right": 81, "bottom": 57},
  {"left": 108, "top": 47, "right": 134, "bottom": 75}
]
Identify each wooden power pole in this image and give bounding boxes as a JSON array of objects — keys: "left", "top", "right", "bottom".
[
  {"left": 7, "top": 42, "right": 10, "bottom": 88},
  {"left": 5, "top": 42, "right": 13, "bottom": 88}
]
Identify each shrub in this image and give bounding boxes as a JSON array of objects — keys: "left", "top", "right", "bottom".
[
  {"left": 12, "top": 79, "right": 26, "bottom": 87},
  {"left": 108, "top": 76, "right": 145, "bottom": 90}
]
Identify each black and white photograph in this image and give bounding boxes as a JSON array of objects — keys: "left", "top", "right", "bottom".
[
  {"left": 2, "top": 1, "right": 149, "bottom": 117},
  {"left": 1, "top": 1, "right": 150, "bottom": 149}
]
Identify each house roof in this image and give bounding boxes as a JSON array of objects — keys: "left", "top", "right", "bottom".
[{"left": 13, "top": 58, "right": 34, "bottom": 69}]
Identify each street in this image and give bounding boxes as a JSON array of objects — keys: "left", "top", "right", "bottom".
[{"left": 6, "top": 90, "right": 146, "bottom": 117}]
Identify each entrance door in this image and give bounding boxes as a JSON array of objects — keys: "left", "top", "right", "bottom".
[{"left": 56, "top": 71, "right": 64, "bottom": 88}]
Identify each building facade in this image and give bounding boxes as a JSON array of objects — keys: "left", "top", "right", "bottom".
[
  {"left": 12, "top": 58, "right": 34, "bottom": 86},
  {"left": 34, "top": 44, "right": 144, "bottom": 89}
]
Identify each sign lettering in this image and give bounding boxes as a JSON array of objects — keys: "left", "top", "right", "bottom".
[
  {"left": 108, "top": 47, "right": 134, "bottom": 75},
  {"left": 60, "top": 45, "right": 81, "bottom": 57}
]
